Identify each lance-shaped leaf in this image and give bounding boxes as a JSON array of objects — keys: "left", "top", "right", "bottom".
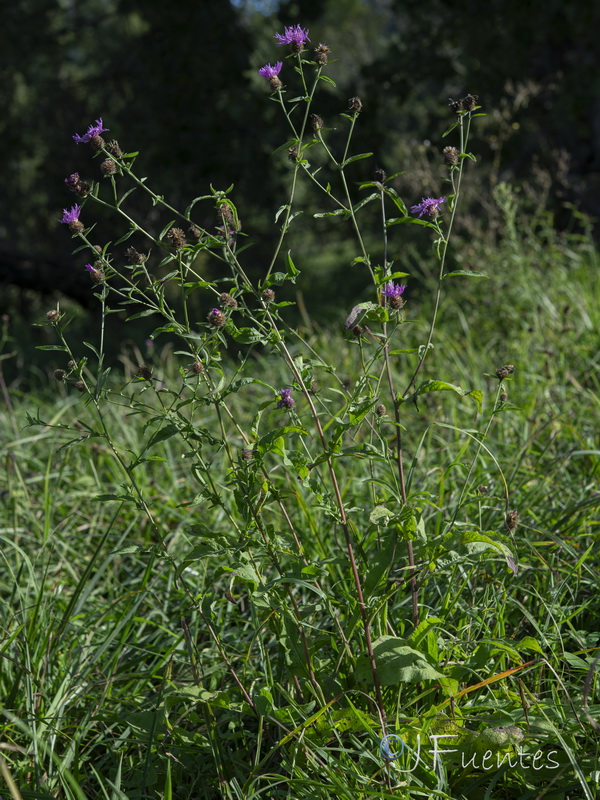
[{"left": 402, "top": 379, "right": 483, "bottom": 414}]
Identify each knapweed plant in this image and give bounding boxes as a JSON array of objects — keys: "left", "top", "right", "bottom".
[{"left": 35, "top": 24, "right": 530, "bottom": 799}]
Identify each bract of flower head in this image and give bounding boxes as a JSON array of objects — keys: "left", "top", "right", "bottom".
[
  {"left": 73, "top": 117, "right": 109, "bottom": 144},
  {"left": 59, "top": 204, "right": 81, "bottom": 224},
  {"left": 277, "top": 387, "right": 295, "bottom": 409},
  {"left": 258, "top": 62, "right": 283, "bottom": 80},
  {"left": 410, "top": 196, "right": 446, "bottom": 218},
  {"left": 381, "top": 281, "right": 407, "bottom": 300},
  {"left": 274, "top": 24, "right": 310, "bottom": 51}
]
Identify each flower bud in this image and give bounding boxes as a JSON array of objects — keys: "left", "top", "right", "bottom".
[
  {"left": 100, "top": 159, "right": 117, "bottom": 176},
  {"left": 208, "top": 308, "right": 226, "bottom": 328},
  {"left": 348, "top": 96, "right": 363, "bottom": 113},
  {"left": 443, "top": 146, "right": 459, "bottom": 165},
  {"left": 505, "top": 509, "right": 519, "bottom": 531},
  {"left": 191, "top": 360, "right": 205, "bottom": 374},
  {"left": 219, "top": 292, "right": 237, "bottom": 309},
  {"left": 314, "top": 43, "right": 331, "bottom": 64},
  {"left": 47, "top": 310, "right": 60, "bottom": 323},
  {"left": 495, "top": 364, "right": 515, "bottom": 379},
  {"left": 74, "top": 380, "right": 86, "bottom": 392},
  {"left": 311, "top": 114, "right": 324, "bottom": 132},
  {"left": 136, "top": 365, "right": 153, "bottom": 380},
  {"left": 167, "top": 227, "right": 187, "bottom": 249},
  {"left": 53, "top": 369, "right": 66, "bottom": 381},
  {"left": 262, "top": 288, "right": 275, "bottom": 302}
]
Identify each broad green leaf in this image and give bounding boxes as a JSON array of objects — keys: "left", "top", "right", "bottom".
[
  {"left": 355, "top": 636, "right": 445, "bottom": 685},
  {"left": 403, "top": 380, "right": 483, "bottom": 414}
]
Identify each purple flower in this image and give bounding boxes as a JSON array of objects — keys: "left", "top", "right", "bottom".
[
  {"left": 274, "top": 24, "right": 310, "bottom": 52},
  {"left": 73, "top": 117, "right": 109, "bottom": 144},
  {"left": 381, "top": 282, "right": 406, "bottom": 300},
  {"left": 410, "top": 196, "right": 446, "bottom": 219},
  {"left": 258, "top": 62, "right": 283, "bottom": 80},
  {"left": 59, "top": 204, "right": 81, "bottom": 224},
  {"left": 382, "top": 281, "right": 407, "bottom": 309},
  {"left": 277, "top": 388, "right": 295, "bottom": 410},
  {"left": 84, "top": 263, "right": 95, "bottom": 274}
]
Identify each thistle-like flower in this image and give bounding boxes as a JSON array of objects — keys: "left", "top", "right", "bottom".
[
  {"left": 59, "top": 204, "right": 84, "bottom": 233},
  {"left": 381, "top": 281, "right": 407, "bottom": 309},
  {"left": 277, "top": 388, "right": 295, "bottom": 409},
  {"left": 72, "top": 117, "right": 109, "bottom": 145},
  {"left": 208, "top": 308, "right": 226, "bottom": 328},
  {"left": 410, "top": 196, "right": 446, "bottom": 219},
  {"left": 258, "top": 62, "right": 283, "bottom": 90},
  {"left": 274, "top": 24, "right": 310, "bottom": 53}
]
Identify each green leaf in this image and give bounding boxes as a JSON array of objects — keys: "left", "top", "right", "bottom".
[
  {"left": 443, "top": 270, "right": 488, "bottom": 279},
  {"left": 147, "top": 423, "right": 179, "bottom": 449},
  {"left": 36, "top": 345, "right": 68, "bottom": 351},
  {"left": 256, "top": 426, "right": 307, "bottom": 456},
  {"left": 229, "top": 327, "right": 266, "bottom": 345},
  {"left": 342, "top": 152, "right": 373, "bottom": 167},
  {"left": 355, "top": 636, "right": 445, "bottom": 685},
  {"left": 285, "top": 251, "right": 300, "bottom": 282},
  {"left": 403, "top": 380, "right": 483, "bottom": 414}
]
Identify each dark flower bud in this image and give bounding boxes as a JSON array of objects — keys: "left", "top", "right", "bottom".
[
  {"left": 477, "top": 484, "right": 489, "bottom": 494},
  {"left": 167, "top": 227, "right": 187, "bottom": 249},
  {"left": 462, "top": 94, "right": 478, "bottom": 111},
  {"left": 241, "top": 448, "right": 254, "bottom": 460},
  {"left": 505, "top": 509, "right": 519, "bottom": 531},
  {"left": 449, "top": 98, "right": 463, "bottom": 115},
  {"left": 126, "top": 246, "right": 146, "bottom": 264},
  {"left": 310, "top": 380, "right": 318, "bottom": 394},
  {"left": 495, "top": 364, "right": 515, "bottom": 379},
  {"left": 500, "top": 392, "right": 508, "bottom": 403},
  {"left": 106, "top": 139, "right": 123, "bottom": 158},
  {"left": 74, "top": 380, "right": 86, "bottom": 392},
  {"left": 352, "top": 325, "right": 363, "bottom": 337},
  {"left": 348, "top": 96, "right": 363, "bottom": 113},
  {"left": 191, "top": 360, "right": 204, "bottom": 374},
  {"left": 311, "top": 114, "right": 324, "bottom": 132},
  {"left": 46, "top": 309, "right": 60, "bottom": 323},
  {"left": 219, "top": 292, "right": 238, "bottom": 308},
  {"left": 136, "top": 365, "right": 153, "bottom": 380},
  {"left": 374, "top": 168, "right": 386, "bottom": 183},
  {"left": 93, "top": 245, "right": 103, "bottom": 254},
  {"left": 208, "top": 308, "right": 226, "bottom": 328},
  {"left": 53, "top": 369, "right": 66, "bottom": 381},
  {"left": 189, "top": 225, "right": 203, "bottom": 241},
  {"left": 262, "top": 288, "right": 275, "bottom": 302},
  {"left": 219, "top": 203, "right": 235, "bottom": 225},
  {"left": 100, "top": 159, "right": 117, "bottom": 176},
  {"left": 64, "top": 173, "right": 90, "bottom": 197},
  {"left": 288, "top": 146, "right": 299, "bottom": 162},
  {"left": 314, "top": 43, "right": 331, "bottom": 65},
  {"left": 89, "top": 135, "right": 106, "bottom": 151},
  {"left": 443, "top": 146, "right": 459, "bottom": 165},
  {"left": 376, "top": 403, "right": 387, "bottom": 416}
]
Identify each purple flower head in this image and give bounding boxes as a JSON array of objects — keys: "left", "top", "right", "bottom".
[
  {"left": 382, "top": 281, "right": 407, "bottom": 309},
  {"left": 410, "top": 196, "right": 446, "bottom": 219},
  {"left": 277, "top": 387, "right": 295, "bottom": 410},
  {"left": 59, "top": 204, "right": 81, "bottom": 224},
  {"left": 381, "top": 281, "right": 406, "bottom": 300},
  {"left": 73, "top": 117, "right": 109, "bottom": 144},
  {"left": 84, "top": 263, "right": 95, "bottom": 274},
  {"left": 274, "top": 24, "right": 310, "bottom": 52},
  {"left": 258, "top": 62, "right": 283, "bottom": 80},
  {"left": 65, "top": 172, "right": 81, "bottom": 190}
]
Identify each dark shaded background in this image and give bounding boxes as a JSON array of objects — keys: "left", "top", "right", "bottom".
[{"left": 1, "top": 0, "right": 598, "bottom": 361}]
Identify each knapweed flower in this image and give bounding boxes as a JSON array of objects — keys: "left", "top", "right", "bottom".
[
  {"left": 208, "top": 308, "right": 226, "bottom": 328},
  {"left": 381, "top": 281, "right": 407, "bottom": 309},
  {"left": 277, "top": 388, "right": 295, "bottom": 410},
  {"left": 274, "top": 24, "right": 310, "bottom": 52},
  {"left": 84, "top": 263, "right": 104, "bottom": 283},
  {"left": 59, "top": 204, "right": 84, "bottom": 233},
  {"left": 64, "top": 172, "right": 90, "bottom": 196},
  {"left": 258, "top": 62, "right": 283, "bottom": 90},
  {"left": 72, "top": 117, "right": 109, "bottom": 145},
  {"left": 410, "top": 196, "right": 446, "bottom": 219}
]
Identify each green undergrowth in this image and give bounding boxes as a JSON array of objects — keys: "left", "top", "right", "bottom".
[{"left": 1, "top": 214, "right": 599, "bottom": 799}]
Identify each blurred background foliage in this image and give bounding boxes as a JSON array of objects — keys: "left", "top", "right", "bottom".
[{"left": 1, "top": 0, "right": 599, "bottom": 378}]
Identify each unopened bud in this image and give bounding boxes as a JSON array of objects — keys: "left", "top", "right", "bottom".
[
  {"left": 262, "top": 288, "right": 275, "bottom": 302},
  {"left": 53, "top": 369, "right": 66, "bottom": 381},
  {"left": 47, "top": 310, "right": 60, "bottom": 323},
  {"left": 495, "top": 364, "right": 515, "bottom": 379}
]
